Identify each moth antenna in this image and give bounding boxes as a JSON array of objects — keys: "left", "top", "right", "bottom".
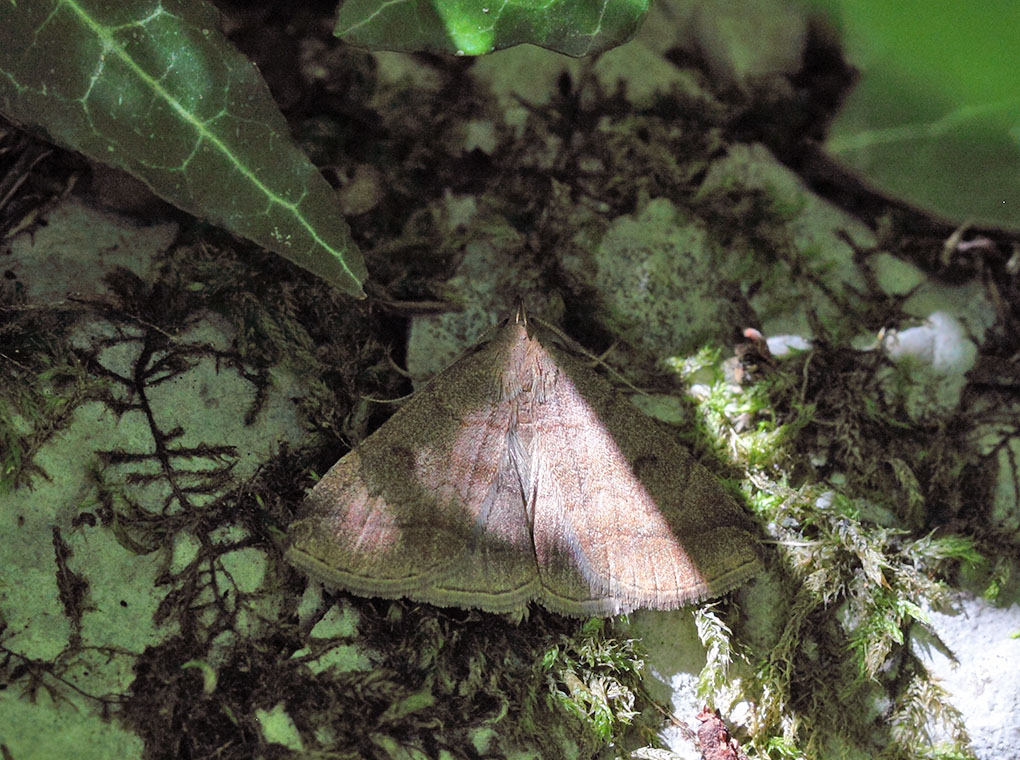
[
  {"left": 531, "top": 315, "right": 648, "bottom": 397},
  {"left": 513, "top": 300, "right": 529, "bottom": 327}
]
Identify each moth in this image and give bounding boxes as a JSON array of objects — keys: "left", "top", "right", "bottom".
[{"left": 286, "top": 308, "right": 760, "bottom": 616}]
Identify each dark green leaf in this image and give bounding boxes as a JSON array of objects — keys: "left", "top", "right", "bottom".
[
  {"left": 0, "top": 0, "right": 367, "bottom": 296},
  {"left": 335, "top": 0, "right": 649, "bottom": 57}
]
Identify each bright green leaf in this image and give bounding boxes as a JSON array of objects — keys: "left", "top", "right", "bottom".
[
  {"left": 335, "top": 0, "right": 649, "bottom": 57},
  {"left": 804, "top": 1, "right": 1020, "bottom": 230},
  {"left": 0, "top": 0, "right": 367, "bottom": 296}
]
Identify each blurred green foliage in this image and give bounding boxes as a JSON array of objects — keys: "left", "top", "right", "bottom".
[{"left": 806, "top": 1, "right": 1020, "bottom": 229}]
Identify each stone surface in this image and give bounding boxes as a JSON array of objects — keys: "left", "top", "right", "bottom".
[
  {"left": 699, "top": 142, "right": 876, "bottom": 341},
  {"left": 0, "top": 691, "right": 145, "bottom": 760},
  {"left": 684, "top": 0, "right": 808, "bottom": 90},
  {"left": 594, "top": 42, "right": 708, "bottom": 110},
  {"left": 7, "top": 196, "right": 177, "bottom": 301},
  {"left": 562, "top": 197, "right": 748, "bottom": 368},
  {"left": 627, "top": 610, "right": 710, "bottom": 760},
  {"left": 0, "top": 197, "right": 308, "bottom": 759},
  {"left": 405, "top": 197, "right": 562, "bottom": 381},
  {"left": 256, "top": 702, "right": 305, "bottom": 751},
  {"left": 913, "top": 581, "right": 1020, "bottom": 760},
  {"left": 991, "top": 436, "right": 1020, "bottom": 536},
  {"left": 871, "top": 252, "right": 927, "bottom": 296}
]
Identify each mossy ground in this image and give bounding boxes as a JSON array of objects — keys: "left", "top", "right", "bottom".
[{"left": 3, "top": 4, "right": 1020, "bottom": 759}]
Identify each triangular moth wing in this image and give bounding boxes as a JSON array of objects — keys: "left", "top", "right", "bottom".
[
  {"left": 286, "top": 328, "right": 538, "bottom": 603},
  {"left": 513, "top": 330, "right": 761, "bottom": 615}
]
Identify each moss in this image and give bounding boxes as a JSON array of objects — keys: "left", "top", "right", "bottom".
[
  {"left": 0, "top": 282, "right": 104, "bottom": 492},
  {"left": 541, "top": 617, "right": 651, "bottom": 749},
  {"left": 672, "top": 336, "right": 990, "bottom": 759}
]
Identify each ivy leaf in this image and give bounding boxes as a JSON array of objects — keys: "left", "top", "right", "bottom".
[
  {"left": 0, "top": 0, "right": 367, "bottom": 297},
  {"left": 806, "top": 1, "right": 1020, "bottom": 230},
  {"left": 335, "top": 0, "right": 650, "bottom": 57}
]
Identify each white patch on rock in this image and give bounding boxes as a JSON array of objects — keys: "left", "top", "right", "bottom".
[
  {"left": 880, "top": 311, "right": 978, "bottom": 417},
  {"left": 912, "top": 589, "right": 1020, "bottom": 759}
]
